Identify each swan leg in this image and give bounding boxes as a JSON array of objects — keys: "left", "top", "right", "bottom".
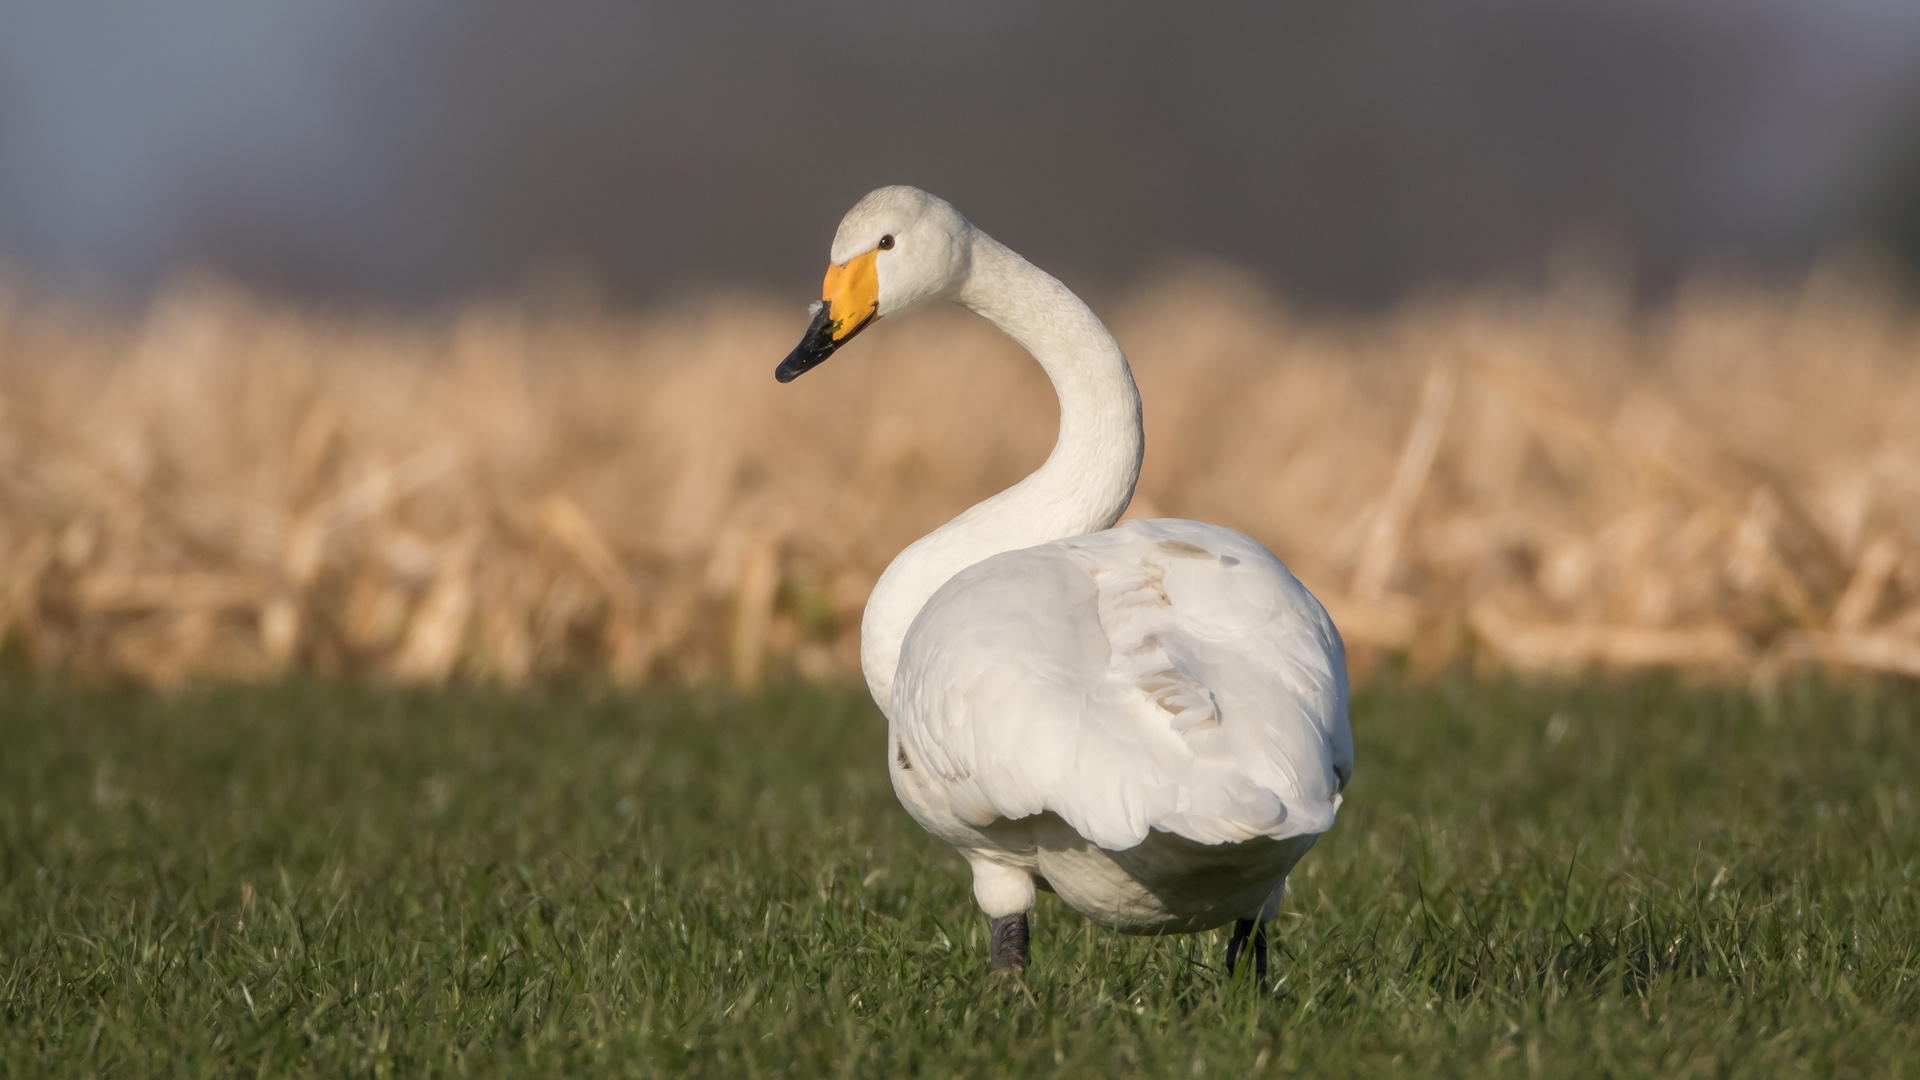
[
  {"left": 1224, "top": 918, "right": 1267, "bottom": 981},
  {"left": 969, "top": 857, "right": 1036, "bottom": 973},
  {"left": 989, "top": 913, "right": 1030, "bottom": 972}
]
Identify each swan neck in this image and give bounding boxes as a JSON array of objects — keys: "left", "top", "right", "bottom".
[{"left": 861, "top": 231, "right": 1143, "bottom": 713}]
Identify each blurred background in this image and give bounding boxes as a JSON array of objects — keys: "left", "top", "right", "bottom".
[
  {"left": 6, "top": 0, "right": 1920, "bottom": 308},
  {"left": 2, "top": 0, "right": 1920, "bottom": 689}
]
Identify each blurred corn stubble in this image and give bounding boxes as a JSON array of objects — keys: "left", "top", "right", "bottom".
[{"left": 1, "top": 258, "right": 1918, "bottom": 690}]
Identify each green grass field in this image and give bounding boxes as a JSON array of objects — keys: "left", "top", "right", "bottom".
[{"left": 2, "top": 674, "right": 1916, "bottom": 1078}]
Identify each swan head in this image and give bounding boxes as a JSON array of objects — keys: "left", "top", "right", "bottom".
[{"left": 776, "top": 186, "right": 972, "bottom": 382}]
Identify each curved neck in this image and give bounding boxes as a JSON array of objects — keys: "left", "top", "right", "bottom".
[{"left": 860, "top": 231, "right": 1143, "bottom": 714}]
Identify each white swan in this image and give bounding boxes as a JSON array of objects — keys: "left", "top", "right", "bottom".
[{"left": 776, "top": 186, "right": 1352, "bottom": 977}]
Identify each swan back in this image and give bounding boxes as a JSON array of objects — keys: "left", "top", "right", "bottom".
[{"left": 889, "top": 519, "right": 1351, "bottom": 852}]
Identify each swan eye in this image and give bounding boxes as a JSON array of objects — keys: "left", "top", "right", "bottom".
[{"left": 877, "top": 235, "right": 895, "bottom": 251}]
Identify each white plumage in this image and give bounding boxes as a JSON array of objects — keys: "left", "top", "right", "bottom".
[
  {"left": 777, "top": 185, "right": 1352, "bottom": 959},
  {"left": 891, "top": 519, "right": 1350, "bottom": 932}
]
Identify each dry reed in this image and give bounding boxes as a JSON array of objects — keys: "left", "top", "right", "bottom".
[{"left": 1, "top": 257, "right": 1917, "bottom": 688}]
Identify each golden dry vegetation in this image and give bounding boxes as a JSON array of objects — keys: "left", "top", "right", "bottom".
[{"left": 1, "top": 258, "right": 1917, "bottom": 688}]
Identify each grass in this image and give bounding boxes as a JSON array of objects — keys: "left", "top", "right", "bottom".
[{"left": 1, "top": 674, "right": 1916, "bottom": 1077}]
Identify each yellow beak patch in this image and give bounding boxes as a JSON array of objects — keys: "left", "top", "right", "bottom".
[{"left": 820, "top": 248, "right": 880, "bottom": 341}]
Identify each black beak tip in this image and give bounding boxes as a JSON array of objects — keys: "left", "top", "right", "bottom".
[
  {"left": 775, "top": 303, "right": 845, "bottom": 383},
  {"left": 775, "top": 339, "right": 830, "bottom": 382}
]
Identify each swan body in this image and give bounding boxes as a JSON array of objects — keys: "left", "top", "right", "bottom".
[
  {"left": 893, "top": 518, "right": 1346, "bottom": 932},
  {"left": 777, "top": 186, "right": 1351, "bottom": 965}
]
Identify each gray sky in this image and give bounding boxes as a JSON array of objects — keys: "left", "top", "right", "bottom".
[{"left": 4, "top": 1, "right": 1920, "bottom": 309}]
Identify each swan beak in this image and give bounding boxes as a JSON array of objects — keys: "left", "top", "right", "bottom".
[{"left": 775, "top": 248, "right": 881, "bottom": 382}]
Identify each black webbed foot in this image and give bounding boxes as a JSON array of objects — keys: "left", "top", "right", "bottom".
[{"left": 989, "top": 912, "right": 1030, "bottom": 974}]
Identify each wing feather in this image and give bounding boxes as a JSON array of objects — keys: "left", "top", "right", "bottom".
[{"left": 892, "top": 518, "right": 1351, "bottom": 851}]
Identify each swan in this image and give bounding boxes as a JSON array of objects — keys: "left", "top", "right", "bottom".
[{"left": 775, "top": 186, "right": 1352, "bottom": 979}]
